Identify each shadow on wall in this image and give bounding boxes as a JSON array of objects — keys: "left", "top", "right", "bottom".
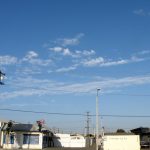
[{"left": 52, "top": 136, "right": 62, "bottom": 147}]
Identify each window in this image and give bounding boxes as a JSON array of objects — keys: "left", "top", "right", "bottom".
[
  {"left": 10, "top": 134, "right": 14, "bottom": 144},
  {"left": 23, "top": 134, "right": 39, "bottom": 144},
  {"left": 3, "top": 134, "right": 14, "bottom": 144},
  {"left": 3, "top": 134, "right": 6, "bottom": 144}
]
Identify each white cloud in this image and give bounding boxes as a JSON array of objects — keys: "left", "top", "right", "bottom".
[
  {"left": 22, "top": 51, "right": 38, "bottom": 62},
  {"left": 56, "top": 65, "right": 77, "bottom": 72},
  {"left": 16, "top": 67, "right": 42, "bottom": 75},
  {"left": 49, "top": 33, "right": 96, "bottom": 58},
  {"left": 137, "top": 50, "right": 150, "bottom": 55},
  {"left": 82, "top": 50, "right": 95, "bottom": 55},
  {"left": 100, "top": 59, "right": 128, "bottom": 67},
  {"left": 82, "top": 57, "right": 105, "bottom": 66},
  {"left": 49, "top": 47, "right": 63, "bottom": 52},
  {"left": 63, "top": 48, "right": 72, "bottom": 56},
  {"left": 130, "top": 56, "right": 144, "bottom": 62},
  {"left": 50, "top": 75, "right": 150, "bottom": 94},
  {"left": 49, "top": 47, "right": 96, "bottom": 58},
  {"left": 133, "top": 9, "right": 145, "bottom": 16},
  {"left": 82, "top": 55, "right": 146, "bottom": 67},
  {"left": 62, "top": 38, "right": 79, "bottom": 46},
  {"left": 49, "top": 47, "right": 72, "bottom": 56},
  {"left": 75, "top": 50, "right": 95, "bottom": 57},
  {"left": 1, "top": 75, "right": 150, "bottom": 100},
  {"left": 0, "top": 89, "right": 44, "bottom": 100},
  {"left": 22, "top": 51, "right": 52, "bottom": 66},
  {"left": 26, "top": 51, "right": 38, "bottom": 59},
  {"left": 56, "top": 33, "right": 84, "bottom": 46},
  {"left": 27, "top": 58, "right": 52, "bottom": 66},
  {"left": 0, "top": 55, "right": 17, "bottom": 65}
]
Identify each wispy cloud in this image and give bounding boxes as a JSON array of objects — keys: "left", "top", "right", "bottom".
[
  {"left": 56, "top": 33, "right": 84, "bottom": 47},
  {"left": 49, "top": 47, "right": 95, "bottom": 58},
  {"left": 25, "top": 51, "right": 38, "bottom": 59},
  {"left": 49, "top": 47, "right": 63, "bottom": 52},
  {"left": 22, "top": 51, "right": 52, "bottom": 66},
  {"left": 133, "top": 9, "right": 145, "bottom": 16},
  {"left": 82, "top": 57, "right": 105, "bottom": 67},
  {"left": 1, "top": 75, "right": 150, "bottom": 100},
  {"left": 100, "top": 59, "right": 128, "bottom": 67},
  {"left": 49, "top": 35, "right": 149, "bottom": 70},
  {"left": 0, "top": 55, "right": 18, "bottom": 65},
  {"left": 16, "top": 67, "right": 42, "bottom": 75},
  {"left": 56, "top": 75, "right": 150, "bottom": 94},
  {"left": 55, "top": 65, "right": 77, "bottom": 73},
  {"left": 75, "top": 50, "right": 95, "bottom": 57},
  {"left": 137, "top": 50, "right": 150, "bottom": 55},
  {"left": 49, "top": 47, "right": 72, "bottom": 56},
  {"left": 1, "top": 99, "right": 50, "bottom": 108},
  {"left": 133, "top": 9, "right": 150, "bottom": 17},
  {"left": 82, "top": 55, "right": 145, "bottom": 67}
]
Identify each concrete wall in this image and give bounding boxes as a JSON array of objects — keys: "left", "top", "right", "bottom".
[{"left": 53, "top": 134, "right": 86, "bottom": 148}]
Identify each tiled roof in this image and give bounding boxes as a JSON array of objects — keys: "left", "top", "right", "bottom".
[
  {"left": 131, "top": 127, "right": 150, "bottom": 134},
  {"left": 1, "top": 123, "right": 52, "bottom": 133}
]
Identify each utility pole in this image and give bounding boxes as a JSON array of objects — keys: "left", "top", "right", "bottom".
[
  {"left": 85, "top": 112, "right": 90, "bottom": 147},
  {"left": 86, "top": 112, "right": 90, "bottom": 136},
  {"left": 96, "top": 88, "right": 100, "bottom": 150}
]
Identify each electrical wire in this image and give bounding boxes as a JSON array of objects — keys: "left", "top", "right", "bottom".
[
  {"left": 0, "top": 108, "right": 85, "bottom": 116},
  {"left": 1, "top": 108, "right": 150, "bottom": 118},
  {"left": 103, "top": 93, "right": 150, "bottom": 97}
]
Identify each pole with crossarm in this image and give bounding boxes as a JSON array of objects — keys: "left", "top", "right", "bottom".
[{"left": 96, "top": 88, "right": 100, "bottom": 150}]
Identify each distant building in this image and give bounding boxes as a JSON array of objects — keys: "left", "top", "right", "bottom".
[
  {"left": 101, "top": 135, "right": 140, "bottom": 150},
  {"left": 0, "top": 122, "right": 54, "bottom": 149},
  {"left": 53, "top": 133, "right": 86, "bottom": 147},
  {"left": 131, "top": 127, "right": 150, "bottom": 142}
]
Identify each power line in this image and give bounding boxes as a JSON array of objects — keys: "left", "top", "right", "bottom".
[
  {"left": 0, "top": 108, "right": 85, "bottom": 116},
  {"left": 1, "top": 108, "right": 150, "bottom": 118},
  {"left": 104, "top": 93, "right": 150, "bottom": 97},
  {"left": 97, "top": 115, "right": 150, "bottom": 118}
]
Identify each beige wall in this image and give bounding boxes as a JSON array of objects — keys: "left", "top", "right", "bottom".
[{"left": 102, "top": 135, "right": 140, "bottom": 150}]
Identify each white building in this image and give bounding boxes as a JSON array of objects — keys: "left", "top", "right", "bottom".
[
  {"left": 53, "top": 133, "right": 86, "bottom": 147},
  {"left": 0, "top": 120, "right": 9, "bottom": 148},
  {"left": 101, "top": 135, "right": 140, "bottom": 150},
  {"left": 0, "top": 122, "right": 53, "bottom": 149}
]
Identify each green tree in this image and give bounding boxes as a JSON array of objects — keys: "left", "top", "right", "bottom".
[{"left": 116, "top": 129, "right": 126, "bottom": 133}]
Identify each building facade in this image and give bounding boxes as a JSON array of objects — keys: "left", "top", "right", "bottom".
[
  {"left": 0, "top": 122, "right": 54, "bottom": 149},
  {"left": 53, "top": 133, "right": 86, "bottom": 147}
]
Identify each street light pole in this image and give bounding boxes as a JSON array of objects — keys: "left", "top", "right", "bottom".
[{"left": 96, "top": 88, "right": 100, "bottom": 150}]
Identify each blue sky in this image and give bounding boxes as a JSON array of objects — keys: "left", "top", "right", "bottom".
[{"left": 0, "top": 0, "right": 150, "bottom": 133}]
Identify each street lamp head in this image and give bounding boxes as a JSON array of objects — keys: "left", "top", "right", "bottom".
[
  {"left": 0, "top": 70, "right": 5, "bottom": 85},
  {"left": 0, "top": 75, "right": 4, "bottom": 81},
  {"left": 96, "top": 88, "right": 100, "bottom": 97}
]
